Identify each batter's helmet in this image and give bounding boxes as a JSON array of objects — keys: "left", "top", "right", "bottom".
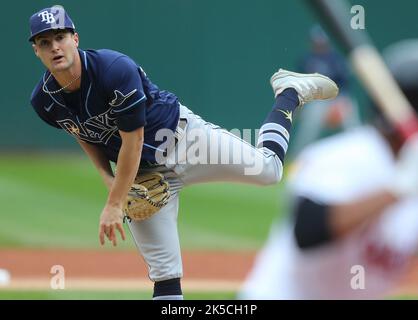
[
  {"left": 383, "top": 39, "right": 418, "bottom": 113},
  {"left": 369, "top": 39, "right": 418, "bottom": 133}
]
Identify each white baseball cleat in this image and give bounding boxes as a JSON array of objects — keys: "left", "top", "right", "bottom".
[{"left": 270, "top": 69, "right": 339, "bottom": 106}]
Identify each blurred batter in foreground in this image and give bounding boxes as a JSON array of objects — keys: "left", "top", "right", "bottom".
[{"left": 239, "top": 39, "right": 418, "bottom": 299}]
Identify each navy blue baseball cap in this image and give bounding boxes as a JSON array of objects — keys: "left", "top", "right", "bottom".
[{"left": 29, "top": 6, "right": 75, "bottom": 42}]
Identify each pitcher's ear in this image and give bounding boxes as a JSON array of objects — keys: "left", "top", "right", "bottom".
[
  {"left": 32, "top": 43, "right": 39, "bottom": 57},
  {"left": 73, "top": 32, "right": 79, "bottom": 47}
]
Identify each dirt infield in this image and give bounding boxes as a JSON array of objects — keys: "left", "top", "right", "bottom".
[
  {"left": 0, "top": 249, "right": 417, "bottom": 295},
  {"left": 0, "top": 249, "right": 254, "bottom": 279},
  {"left": 0, "top": 249, "right": 254, "bottom": 291}
]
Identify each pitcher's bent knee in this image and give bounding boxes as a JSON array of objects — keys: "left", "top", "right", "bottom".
[{"left": 248, "top": 159, "right": 283, "bottom": 186}]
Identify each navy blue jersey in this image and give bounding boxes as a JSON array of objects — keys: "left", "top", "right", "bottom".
[{"left": 30, "top": 49, "right": 180, "bottom": 163}]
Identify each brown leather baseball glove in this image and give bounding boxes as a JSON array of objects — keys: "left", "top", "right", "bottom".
[{"left": 123, "top": 172, "right": 171, "bottom": 221}]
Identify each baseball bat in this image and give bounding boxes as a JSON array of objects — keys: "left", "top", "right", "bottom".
[{"left": 306, "top": 0, "right": 418, "bottom": 139}]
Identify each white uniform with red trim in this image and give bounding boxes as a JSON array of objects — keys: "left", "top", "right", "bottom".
[{"left": 239, "top": 126, "right": 418, "bottom": 299}]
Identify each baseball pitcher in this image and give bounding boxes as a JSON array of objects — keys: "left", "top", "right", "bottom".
[{"left": 29, "top": 6, "right": 338, "bottom": 299}]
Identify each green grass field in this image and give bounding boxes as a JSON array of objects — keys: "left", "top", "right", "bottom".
[
  {"left": 0, "top": 154, "right": 287, "bottom": 250},
  {"left": 0, "top": 290, "right": 236, "bottom": 300},
  {"left": 0, "top": 154, "right": 287, "bottom": 300}
]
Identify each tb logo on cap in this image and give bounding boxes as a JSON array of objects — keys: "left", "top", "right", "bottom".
[
  {"left": 29, "top": 5, "right": 72, "bottom": 41},
  {"left": 38, "top": 11, "right": 56, "bottom": 24}
]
